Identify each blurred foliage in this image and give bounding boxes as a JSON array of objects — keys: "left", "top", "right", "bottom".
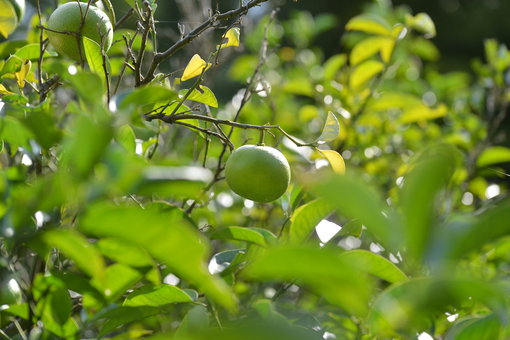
[{"left": 0, "top": 0, "right": 509, "bottom": 339}]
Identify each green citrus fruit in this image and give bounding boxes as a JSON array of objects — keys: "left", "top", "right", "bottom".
[
  {"left": 225, "top": 145, "right": 291, "bottom": 202},
  {"left": 46, "top": 2, "right": 113, "bottom": 61}
]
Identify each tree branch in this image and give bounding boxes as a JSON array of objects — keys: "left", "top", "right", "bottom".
[{"left": 141, "top": 0, "right": 269, "bottom": 85}]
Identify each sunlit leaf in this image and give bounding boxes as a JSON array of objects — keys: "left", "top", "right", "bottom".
[
  {"left": 180, "top": 85, "right": 218, "bottom": 108},
  {"left": 243, "top": 245, "right": 372, "bottom": 316},
  {"left": 317, "top": 111, "right": 340, "bottom": 143},
  {"left": 406, "top": 12, "right": 436, "bottom": 38},
  {"left": 0, "top": 55, "right": 23, "bottom": 76},
  {"left": 287, "top": 199, "right": 334, "bottom": 244},
  {"left": 400, "top": 103, "right": 448, "bottom": 123},
  {"left": 477, "top": 146, "right": 510, "bottom": 167},
  {"left": 83, "top": 37, "right": 110, "bottom": 82},
  {"left": 323, "top": 54, "right": 347, "bottom": 80},
  {"left": 350, "top": 36, "right": 395, "bottom": 65},
  {"left": 123, "top": 284, "right": 192, "bottom": 307},
  {"left": 0, "top": 83, "right": 14, "bottom": 95},
  {"left": 218, "top": 27, "right": 241, "bottom": 49},
  {"left": 350, "top": 60, "right": 385, "bottom": 90},
  {"left": 15, "top": 43, "right": 56, "bottom": 60},
  {"left": 0, "top": 0, "right": 18, "bottom": 38},
  {"left": 339, "top": 250, "right": 407, "bottom": 283},
  {"left": 93, "top": 263, "right": 143, "bottom": 301},
  {"left": 181, "top": 54, "right": 211, "bottom": 82},
  {"left": 14, "top": 59, "right": 30, "bottom": 88},
  {"left": 316, "top": 149, "right": 346, "bottom": 174},
  {"left": 345, "top": 14, "right": 391, "bottom": 35}
]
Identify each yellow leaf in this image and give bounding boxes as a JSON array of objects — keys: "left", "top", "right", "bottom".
[
  {"left": 15, "top": 59, "right": 31, "bottom": 88},
  {"left": 0, "top": 0, "right": 18, "bottom": 38},
  {"left": 317, "top": 149, "right": 346, "bottom": 174},
  {"left": 349, "top": 60, "right": 385, "bottom": 90},
  {"left": 345, "top": 15, "right": 391, "bottom": 36},
  {"left": 350, "top": 36, "right": 395, "bottom": 66},
  {"left": 0, "top": 83, "right": 14, "bottom": 95},
  {"left": 181, "top": 54, "right": 211, "bottom": 82},
  {"left": 400, "top": 103, "right": 448, "bottom": 123},
  {"left": 218, "top": 27, "right": 240, "bottom": 49}
]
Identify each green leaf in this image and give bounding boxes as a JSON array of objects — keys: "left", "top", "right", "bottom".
[
  {"left": 181, "top": 85, "right": 218, "bottom": 108},
  {"left": 14, "top": 43, "right": 56, "bottom": 60},
  {"left": 405, "top": 13, "right": 436, "bottom": 38},
  {"left": 93, "top": 263, "right": 143, "bottom": 301},
  {"left": 211, "top": 227, "right": 276, "bottom": 247},
  {"left": 317, "top": 111, "right": 340, "bottom": 143},
  {"left": 287, "top": 199, "right": 334, "bottom": 244},
  {"left": 434, "top": 200, "right": 510, "bottom": 262},
  {"left": 0, "top": 0, "right": 18, "bottom": 38},
  {"left": 243, "top": 245, "right": 373, "bottom": 316},
  {"left": 398, "top": 145, "right": 457, "bottom": 264},
  {"left": 339, "top": 250, "right": 407, "bottom": 283},
  {"left": 83, "top": 37, "right": 110, "bottom": 82},
  {"left": 41, "top": 229, "right": 106, "bottom": 280},
  {"left": 116, "top": 124, "right": 136, "bottom": 153},
  {"left": 445, "top": 314, "right": 501, "bottom": 340},
  {"left": 174, "top": 305, "right": 209, "bottom": 338},
  {"left": 123, "top": 284, "right": 193, "bottom": 307},
  {"left": 368, "top": 278, "right": 507, "bottom": 337},
  {"left": 345, "top": 14, "right": 391, "bottom": 36},
  {"left": 0, "top": 55, "right": 23, "bottom": 77},
  {"left": 66, "top": 71, "right": 104, "bottom": 104},
  {"left": 60, "top": 114, "right": 113, "bottom": 179},
  {"left": 477, "top": 146, "right": 510, "bottom": 167},
  {"left": 79, "top": 202, "right": 237, "bottom": 312},
  {"left": 97, "top": 238, "right": 153, "bottom": 267},
  {"left": 323, "top": 54, "right": 347, "bottom": 80},
  {"left": 308, "top": 172, "right": 402, "bottom": 251},
  {"left": 20, "top": 107, "right": 62, "bottom": 150},
  {"left": 350, "top": 36, "right": 395, "bottom": 65},
  {"left": 349, "top": 60, "right": 385, "bottom": 90},
  {"left": 400, "top": 103, "right": 448, "bottom": 123},
  {"left": 98, "top": 306, "right": 161, "bottom": 336},
  {"left": 120, "top": 85, "right": 177, "bottom": 109}
]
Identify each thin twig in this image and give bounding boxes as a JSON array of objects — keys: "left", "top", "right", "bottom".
[{"left": 141, "top": 0, "right": 270, "bottom": 85}]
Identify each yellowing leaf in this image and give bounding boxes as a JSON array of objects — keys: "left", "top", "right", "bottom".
[
  {"left": 405, "top": 12, "right": 436, "bottom": 38},
  {"left": 218, "top": 27, "right": 240, "bottom": 49},
  {"left": 0, "top": 0, "right": 18, "bottom": 38},
  {"left": 400, "top": 103, "right": 448, "bottom": 123},
  {"left": 0, "top": 83, "right": 14, "bottom": 95},
  {"left": 317, "top": 111, "right": 340, "bottom": 143},
  {"left": 350, "top": 60, "right": 385, "bottom": 90},
  {"left": 317, "top": 149, "right": 346, "bottom": 174},
  {"left": 345, "top": 14, "right": 391, "bottom": 36},
  {"left": 15, "top": 59, "right": 31, "bottom": 88},
  {"left": 181, "top": 54, "right": 211, "bottom": 82},
  {"left": 350, "top": 36, "right": 395, "bottom": 66}
]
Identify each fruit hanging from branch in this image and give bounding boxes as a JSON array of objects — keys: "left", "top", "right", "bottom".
[
  {"left": 225, "top": 145, "right": 291, "bottom": 203},
  {"left": 46, "top": 2, "right": 113, "bottom": 62}
]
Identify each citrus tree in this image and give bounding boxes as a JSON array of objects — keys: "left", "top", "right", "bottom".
[{"left": 0, "top": 0, "right": 509, "bottom": 339}]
